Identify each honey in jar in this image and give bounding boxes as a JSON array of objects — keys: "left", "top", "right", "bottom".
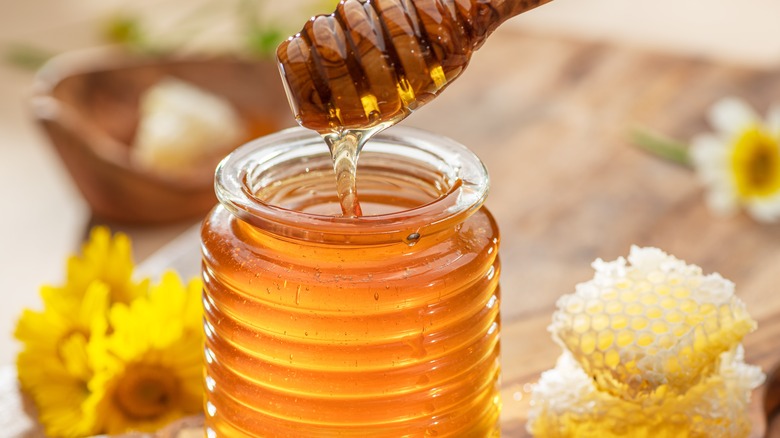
[{"left": 201, "top": 127, "right": 501, "bottom": 436}]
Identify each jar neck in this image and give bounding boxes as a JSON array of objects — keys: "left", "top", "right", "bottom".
[{"left": 215, "top": 127, "right": 489, "bottom": 246}]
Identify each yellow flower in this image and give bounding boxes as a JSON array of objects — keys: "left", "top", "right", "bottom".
[
  {"left": 15, "top": 227, "right": 202, "bottom": 436},
  {"left": 691, "top": 97, "right": 780, "bottom": 222},
  {"left": 65, "top": 226, "right": 149, "bottom": 304},
  {"left": 84, "top": 272, "right": 203, "bottom": 434},
  {"left": 14, "top": 226, "right": 148, "bottom": 436},
  {"left": 14, "top": 281, "right": 110, "bottom": 437}
]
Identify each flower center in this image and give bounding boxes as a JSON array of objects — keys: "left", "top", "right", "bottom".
[
  {"left": 730, "top": 126, "right": 780, "bottom": 198},
  {"left": 114, "top": 364, "right": 179, "bottom": 420}
]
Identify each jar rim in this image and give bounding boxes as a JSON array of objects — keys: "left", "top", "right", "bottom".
[{"left": 214, "top": 126, "right": 489, "bottom": 244}]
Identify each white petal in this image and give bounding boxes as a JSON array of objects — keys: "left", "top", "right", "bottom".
[
  {"left": 690, "top": 134, "right": 727, "bottom": 167},
  {"left": 708, "top": 97, "right": 759, "bottom": 137},
  {"left": 690, "top": 134, "right": 731, "bottom": 186},
  {"left": 746, "top": 196, "right": 780, "bottom": 223},
  {"left": 697, "top": 168, "right": 730, "bottom": 187},
  {"left": 705, "top": 186, "right": 740, "bottom": 217}
]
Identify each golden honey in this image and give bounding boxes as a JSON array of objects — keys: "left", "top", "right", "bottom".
[{"left": 201, "top": 127, "right": 501, "bottom": 436}]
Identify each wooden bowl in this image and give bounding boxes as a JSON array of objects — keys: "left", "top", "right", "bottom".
[{"left": 31, "top": 48, "right": 295, "bottom": 224}]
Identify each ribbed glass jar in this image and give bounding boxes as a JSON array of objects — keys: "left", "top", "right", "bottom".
[{"left": 201, "top": 127, "right": 501, "bottom": 437}]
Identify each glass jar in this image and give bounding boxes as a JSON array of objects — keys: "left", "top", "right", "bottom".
[{"left": 201, "top": 127, "right": 501, "bottom": 437}]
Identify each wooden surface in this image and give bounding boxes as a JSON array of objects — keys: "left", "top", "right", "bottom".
[{"left": 6, "top": 29, "right": 780, "bottom": 436}]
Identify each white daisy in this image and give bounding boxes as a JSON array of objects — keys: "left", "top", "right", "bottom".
[{"left": 690, "top": 97, "right": 780, "bottom": 222}]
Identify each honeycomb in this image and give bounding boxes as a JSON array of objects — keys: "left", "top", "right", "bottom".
[
  {"left": 528, "top": 348, "right": 764, "bottom": 438},
  {"left": 528, "top": 246, "right": 764, "bottom": 437}
]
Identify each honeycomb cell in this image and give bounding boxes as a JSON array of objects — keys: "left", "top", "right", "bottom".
[
  {"left": 639, "top": 293, "right": 658, "bottom": 306},
  {"left": 611, "top": 315, "right": 629, "bottom": 330},
  {"left": 585, "top": 301, "right": 605, "bottom": 315},
  {"left": 602, "top": 289, "right": 619, "bottom": 300},
  {"left": 672, "top": 326, "right": 688, "bottom": 338},
  {"left": 680, "top": 299, "right": 697, "bottom": 313},
  {"left": 637, "top": 333, "right": 654, "bottom": 347},
  {"left": 666, "top": 310, "right": 684, "bottom": 324},
  {"left": 660, "top": 298, "right": 677, "bottom": 309},
  {"left": 592, "top": 314, "right": 610, "bottom": 331},
  {"left": 657, "top": 335, "right": 675, "bottom": 349},
  {"left": 572, "top": 314, "right": 590, "bottom": 333},
  {"left": 651, "top": 321, "right": 668, "bottom": 334},
  {"left": 616, "top": 331, "right": 634, "bottom": 348},
  {"left": 597, "top": 332, "right": 615, "bottom": 351},
  {"left": 565, "top": 297, "right": 585, "bottom": 314},
  {"left": 591, "top": 351, "right": 605, "bottom": 368},
  {"left": 630, "top": 317, "right": 648, "bottom": 331},
  {"left": 620, "top": 290, "right": 639, "bottom": 302},
  {"left": 646, "top": 307, "right": 663, "bottom": 319},
  {"left": 605, "top": 350, "right": 620, "bottom": 368},
  {"left": 636, "top": 281, "right": 653, "bottom": 293},
  {"left": 605, "top": 301, "right": 623, "bottom": 315},
  {"left": 626, "top": 303, "right": 644, "bottom": 316},
  {"left": 700, "top": 303, "right": 716, "bottom": 315},
  {"left": 580, "top": 332, "right": 597, "bottom": 355}
]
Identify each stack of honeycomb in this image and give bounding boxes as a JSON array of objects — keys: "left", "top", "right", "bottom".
[{"left": 527, "top": 246, "right": 764, "bottom": 438}]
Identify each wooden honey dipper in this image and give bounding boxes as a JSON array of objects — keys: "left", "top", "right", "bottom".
[{"left": 276, "top": 0, "right": 553, "bottom": 134}]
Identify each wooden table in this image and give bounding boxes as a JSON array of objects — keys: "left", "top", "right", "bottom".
[{"left": 5, "top": 28, "right": 780, "bottom": 437}]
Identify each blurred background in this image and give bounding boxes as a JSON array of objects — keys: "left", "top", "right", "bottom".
[{"left": 1, "top": 0, "right": 780, "bottom": 367}]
